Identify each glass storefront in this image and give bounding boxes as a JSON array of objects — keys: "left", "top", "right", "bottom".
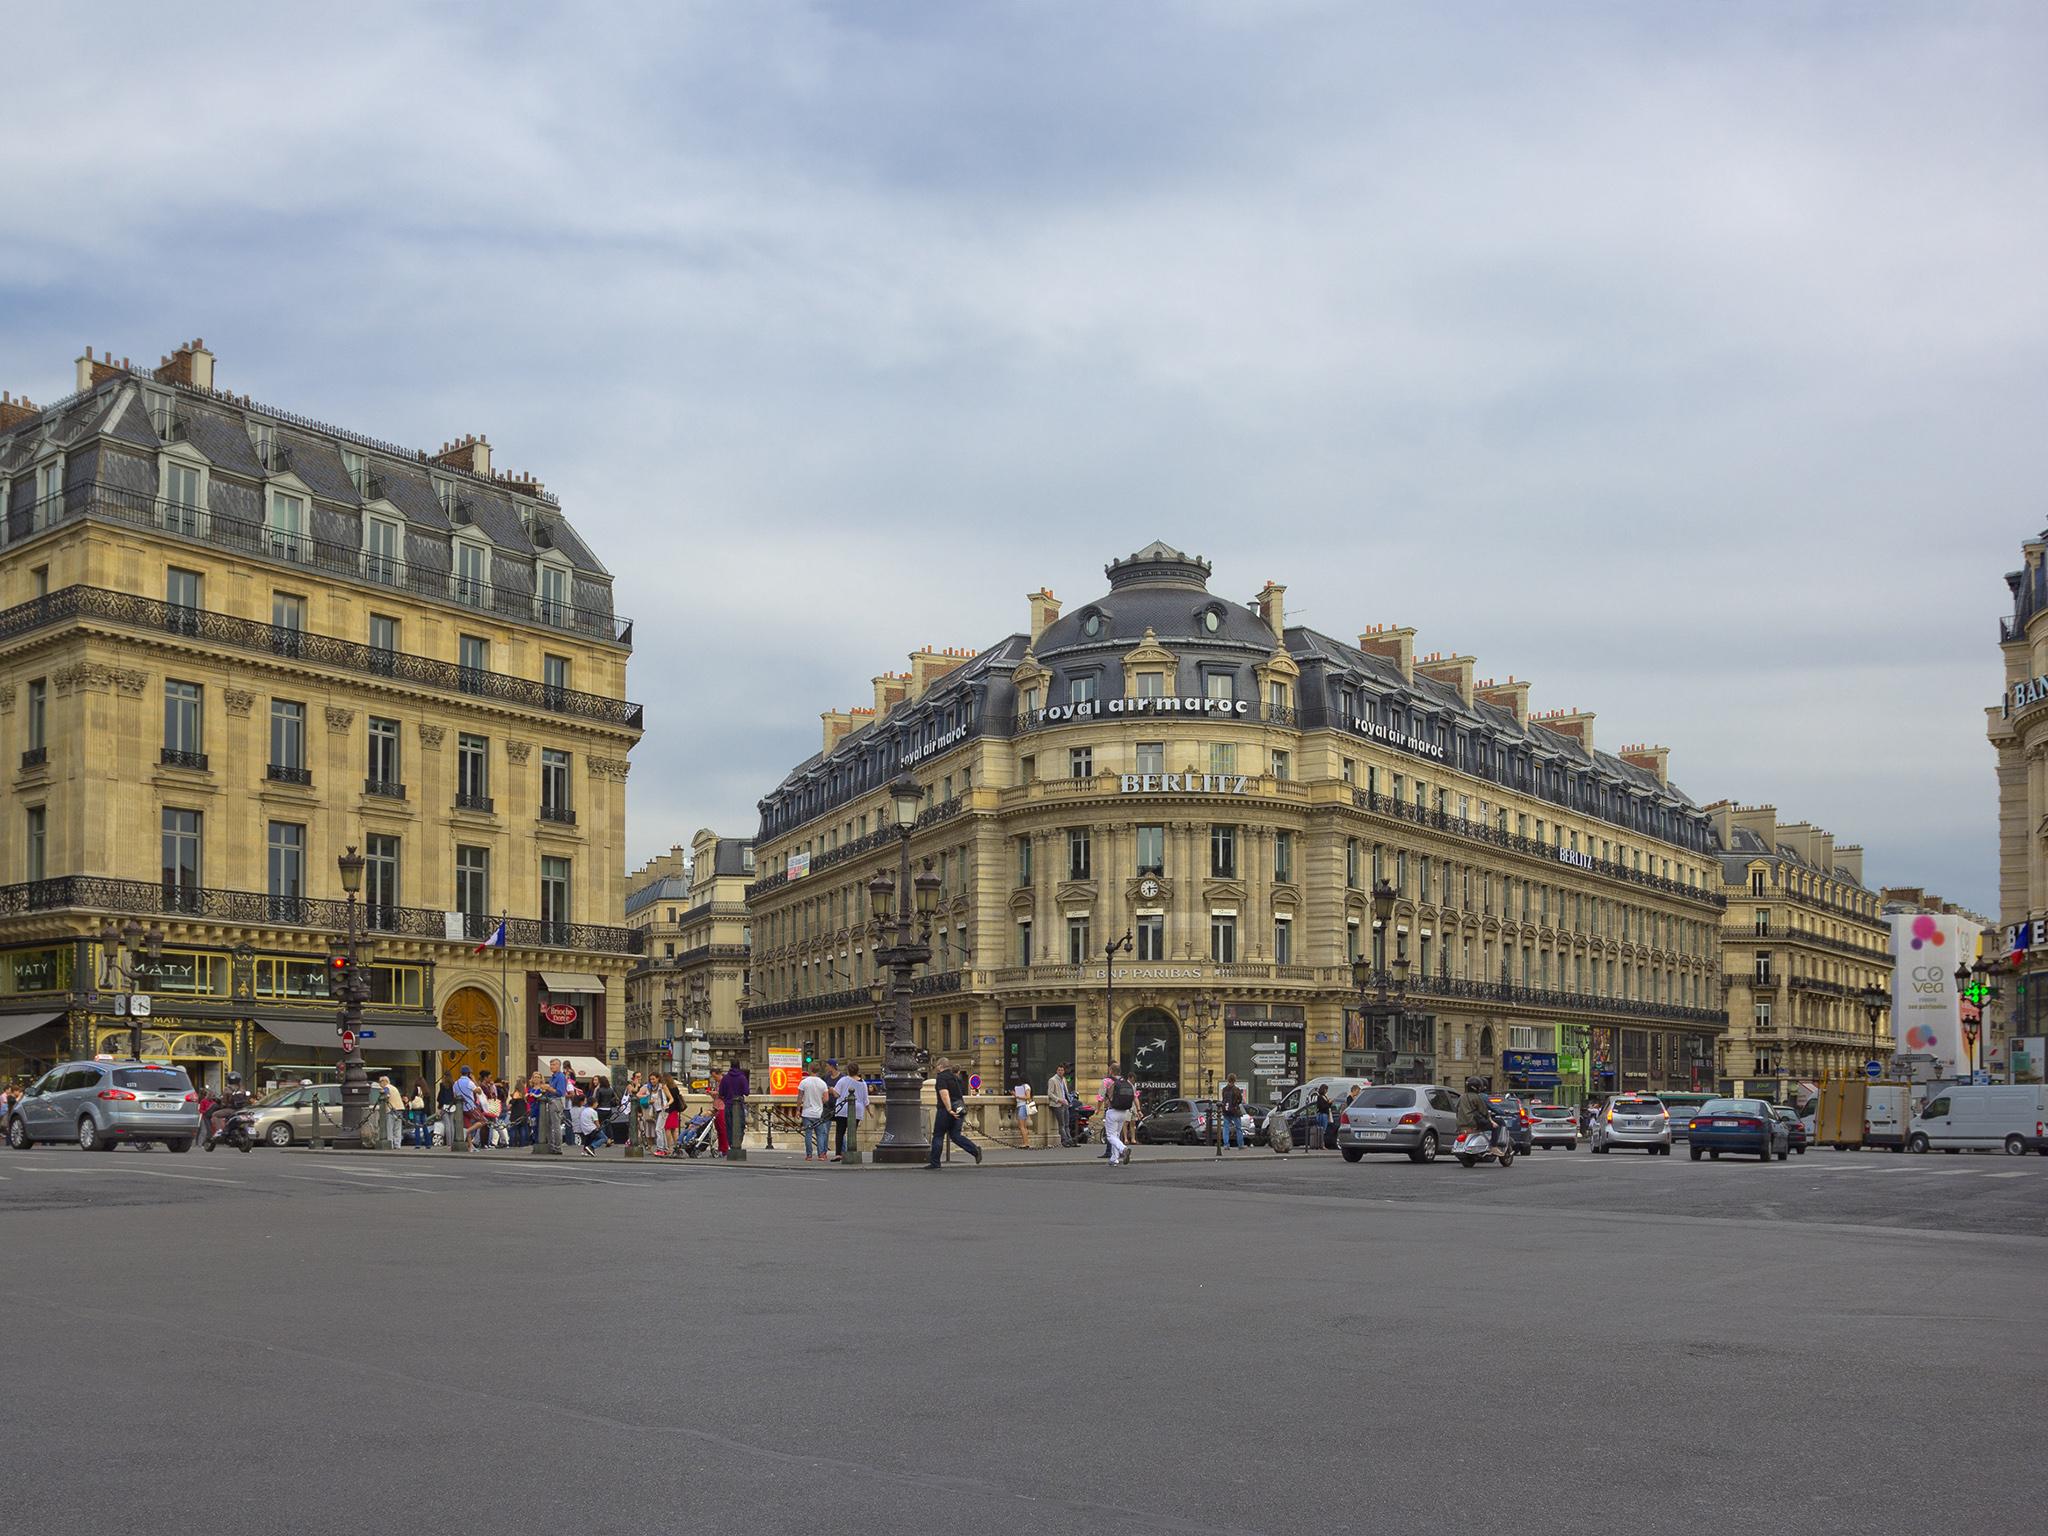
[
  {"left": 1004, "top": 1005, "right": 1076, "bottom": 1094},
  {"left": 1119, "top": 1007, "right": 1180, "bottom": 1107},
  {"left": 1343, "top": 1009, "right": 1437, "bottom": 1082},
  {"left": 89, "top": 1025, "right": 234, "bottom": 1093}
]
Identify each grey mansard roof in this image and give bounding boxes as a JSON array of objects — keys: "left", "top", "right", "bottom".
[{"left": 758, "top": 542, "right": 1712, "bottom": 851}]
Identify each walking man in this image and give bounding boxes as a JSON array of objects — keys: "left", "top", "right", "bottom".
[
  {"left": 719, "top": 1057, "right": 750, "bottom": 1156},
  {"left": 1219, "top": 1072, "right": 1246, "bottom": 1149},
  {"left": 546, "top": 1057, "right": 571, "bottom": 1154},
  {"left": 799, "top": 1060, "right": 830, "bottom": 1161},
  {"left": 1048, "top": 1064, "right": 1074, "bottom": 1147},
  {"left": 1102, "top": 1063, "right": 1137, "bottom": 1166},
  {"left": 453, "top": 1064, "right": 479, "bottom": 1148},
  {"left": 923, "top": 1057, "right": 982, "bottom": 1168},
  {"left": 831, "top": 1060, "right": 861, "bottom": 1161}
]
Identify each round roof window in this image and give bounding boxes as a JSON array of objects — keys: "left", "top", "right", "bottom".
[
  {"left": 1082, "top": 613, "right": 1104, "bottom": 638},
  {"left": 1200, "top": 610, "right": 1221, "bottom": 633}
]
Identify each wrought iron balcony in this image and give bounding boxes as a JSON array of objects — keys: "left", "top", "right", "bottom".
[
  {"left": 266, "top": 763, "right": 313, "bottom": 786},
  {"left": 455, "top": 792, "right": 495, "bottom": 814},
  {"left": 363, "top": 779, "right": 407, "bottom": 800},
  {"left": 0, "top": 583, "right": 642, "bottom": 731},
  {"left": 540, "top": 805, "right": 577, "bottom": 825},
  {"left": 19, "top": 746, "right": 47, "bottom": 771},
  {"left": 0, "top": 873, "right": 644, "bottom": 954},
  {"left": 159, "top": 748, "right": 209, "bottom": 771}
]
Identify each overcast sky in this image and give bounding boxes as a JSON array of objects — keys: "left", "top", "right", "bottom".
[{"left": 4, "top": 1, "right": 2040, "bottom": 915}]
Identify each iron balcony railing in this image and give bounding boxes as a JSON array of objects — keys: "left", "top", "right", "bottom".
[
  {"left": 740, "top": 969, "right": 963, "bottom": 1025},
  {"left": 0, "top": 874, "right": 644, "bottom": 954},
  {"left": 5, "top": 484, "right": 629, "bottom": 645},
  {"left": 19, "top": 746, "right": 46, "bottom": 771},
  {"left": 1351, "top": 788, "right": 1725, "bottom": 910},
  {"left": 540, "top": 805, "right": 577, "bottom": 825},
  {"left": 0, "top": 584, "right": 643, "bottom": 731},
  {"left": 159, "top": 747, "right": 209, "bottom": 771},
  {"left": 266, "top": 763, "right": 313, "bottom": 786},
  {"left": 364, "top": 779, "right": 407, "bottom": 800},
  {"left": 455, "top": 792, "right": 495, "bottom": 814}
]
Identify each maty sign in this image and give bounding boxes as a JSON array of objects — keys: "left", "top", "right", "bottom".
[{"left": 540, "top": 1002, "right": 579, "bottom": 1027}]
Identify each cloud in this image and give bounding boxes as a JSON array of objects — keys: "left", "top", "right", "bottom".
[{"left": 3, "top": 0, "right": 2040, "bottom": 912}]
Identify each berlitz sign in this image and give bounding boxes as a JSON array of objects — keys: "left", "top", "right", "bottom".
[
  {"left": 1035, "top": 697, "right": 1252, "bottom": 724},
  {"left": 1558, "top": 847, "right": 1594, "bottom": 871},
  {"left": 1119, "top": 773, "right": 1251, "bottom": 795}
]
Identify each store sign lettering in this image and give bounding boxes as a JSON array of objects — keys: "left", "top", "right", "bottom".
[
  {"left": 901, "top": 722, "right": 972, "bottom": 766},
  {"left": 1119, "top": 773, "right": 1251, "bottom": 796},
  {"left": 1347, "top": 716, "right": 1447, "bottom": 761},
  {"left": 1558, "top": 847, "right": 1594, "bottom": 871},
  {"left": 1038, "top": 697, "right": 1252, "bottom": 724},
  {"left": 2008, "top": 676, "right": 2048, "bottom": 715},
  {"left": 540, "top": 1003, "right": 580, "bottom": 1027}
]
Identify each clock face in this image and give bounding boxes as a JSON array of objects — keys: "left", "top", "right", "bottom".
[{"left": 1140, "top": 879, "right": 1159, "bottom": 898}]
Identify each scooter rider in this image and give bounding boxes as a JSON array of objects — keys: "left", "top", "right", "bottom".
[
  {"left": 206, "top": 1073, "right": 252, "bottom": 1148},
  {"left": 1456, "top": 1076, "right": 1503, "bottom": 1159}
]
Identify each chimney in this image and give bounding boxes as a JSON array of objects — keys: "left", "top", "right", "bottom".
[
  {"left": 0, "top": 392, "right": 39, "bottom": 431},
  {"left": 1619, "top": 744, "right": 1669, "bottom": 785},
  {"left": 1836, "top": 845, "right": 1864, "bottom": 885},
  {"left": 872, "top": 672, "right": 910, "bottom": 716},
  {"left": 1531, "top": 708, "right": 1595, "bottom": 756},
  {"left": 1816, "top": 830, "right": 1835, "bottom": 872},
  {"left": 1702, "top": 798, "right": 1735, "bottom": 849},
  {"left": 907, "top": 646, "right": 973, "bottom": 700},
  {"left": 155, "top": 339, "right": 215, "bottom": 392},
  {"left": 1027, "top": 588, "right": 1061, "bottom": 644},
  {"left": 75, "top": 347, "right": 131, "bottom": 392},
  {"left": 1415, "top": 651, "right": 1476, "bottom": 708},
  {"left": 1777, "top": 820, "right": 1817, "bottom": 865},
  {"left": 1357, "top": 625, "right": 1416, "bottom": 684},
  {"left": 1731, "top": 804, "right": 1780, "bottom": 848},
  {"left": 1474, "top": 675, "right": 1530, "bottom": 730},
  {"left": 821, "top": 709, "right": 854, "bottom": 753},
  {"left": 1254, "top": 581, "right": 1286, "bottom": 641},
  {"left": 433, "top": 434, "right": 492, "bottom": 477}
]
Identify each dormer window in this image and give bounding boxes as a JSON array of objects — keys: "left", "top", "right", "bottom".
[
  {"left": 1199, "top": 607, "right": 1222, "bottom": 634},
  {"left": 536, "top": 558, "right": 572, "bottom": 626},
  {"left": 34, "top": 458, "right": 63, "bottom": 522},
  {"left": 1134, "top": 671, "right": 1166, "bottom": 700},
  {"left": 265, "top": 489, "right": 307, "bottom": 562},
  {"left": 1081, "top": 612, "right": 1105, "bottom": 639},
  {"left": 364, "top": 514, "right": 404, "bottom": 586},
  {"left": 452, "top": 536, "right": 490, "bottom": 607},
  {"left": 341, "top": 449, "right": 367, "bottom": 496},
  {"left": 1068, "top": 674, "right": 1099, "bottom": 707}
]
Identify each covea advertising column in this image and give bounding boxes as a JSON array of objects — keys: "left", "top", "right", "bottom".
[{"left": 1888, "top": 913, "right": 1972, "bottom": 1077}]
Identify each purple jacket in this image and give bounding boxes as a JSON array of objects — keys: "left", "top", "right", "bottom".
[{"left": 719, "top": 1067, "right": 749, "bottom": 1103}]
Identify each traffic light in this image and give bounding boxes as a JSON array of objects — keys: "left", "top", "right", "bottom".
[
  {"left": 801, "top": 1039, "right": 817, "bottom": 1068},
  {"left": 327, "top": 951, "right": 352, "bottom": 993}
]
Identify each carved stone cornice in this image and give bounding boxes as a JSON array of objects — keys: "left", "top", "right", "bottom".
[
  {"left": 588, "top": 755, "right": 632, "bottom": 779},
  {"left": 505, "top": 739, "right": 533, "bottom": 765},
  {"left": 223, "top": 687, "right": 255, "bottom": 717},
  {"left": 325, "top": 706, "right": 356, "bottom": 732},
  {"left": 54, "top": 662, "right": 143, "bottom": 696},
  {"left": 418, "top": 723, "right": 446, "bottom": 750}
]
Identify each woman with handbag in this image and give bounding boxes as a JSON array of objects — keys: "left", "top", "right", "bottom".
[{"left": 660, "top": 1073, "right": 686, "bottom": 1155}]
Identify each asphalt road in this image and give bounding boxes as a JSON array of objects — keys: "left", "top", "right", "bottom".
[{"left": 2, "top": 1142, "right": 2040, "bottom": 1536}]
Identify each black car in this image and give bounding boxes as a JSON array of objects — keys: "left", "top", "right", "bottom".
[{"left": 1486, "top": 1095, "right": 1534, "bottom": 1155}]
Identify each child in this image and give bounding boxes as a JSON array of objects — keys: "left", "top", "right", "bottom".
[{"left": 569, "top": 1091, "right": 603, "bottom": 1156}]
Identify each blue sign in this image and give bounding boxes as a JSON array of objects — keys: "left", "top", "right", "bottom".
[
  {"left": 1864, "top": 1059, "right": 1883, "bottom": 1079},
  {"left": 356, "top": 1030, "right": 376, "bottom": 1039},
  {"left": 1502, "top": 1050, "right": 1561, "bottom": 1087},
  {"left": 1973, "top": 1070, "right": 1993, "bottom": 1085}
]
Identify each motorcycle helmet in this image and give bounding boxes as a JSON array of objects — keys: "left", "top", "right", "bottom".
[
  {"left": 226, "top": 1073, "right": 243, "bottom": 1087},
  {"left": 1464, "top": 1076, "right": 1487, "bottom": 1093}
]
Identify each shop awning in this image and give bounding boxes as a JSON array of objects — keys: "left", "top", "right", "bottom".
[
  {"left": 540, "top": 1053, "right": 609, "bottom": 1080},
  {"left": 0, "top": 1010, "right": 65, "bottom": 1045},
  {"left": 1798, "top": 1080, "right": 1820, "bottom": 1098},
  {"left": 259, "top": 1019, "right": 460, "bottom": 1052},
  {"left": 539, "top": 971, "right": 606, "bottom": 995}
]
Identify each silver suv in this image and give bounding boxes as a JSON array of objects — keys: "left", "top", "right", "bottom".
[
  {"left": 1592, "top": 1095, "right": 1672, "bottom": 1154},
  {"left": 1336, "top": 1084, "right": 1460, "bottom": 1163},
  {"left": 7, "top": 1060, "right": 203, "bottom": 1151}
]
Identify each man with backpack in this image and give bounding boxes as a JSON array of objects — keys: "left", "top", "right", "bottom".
[
  {"left": 1219, "top": 1073, "right": 1246, "bottom": 1149},
  {"left": 1101, "top": 1063, "right": 1137, "bottom": 1167}
]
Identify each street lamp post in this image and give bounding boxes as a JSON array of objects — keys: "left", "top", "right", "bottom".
[
  {"left": 333, "top": 845, "right": 375, "bottom": 1139},
  {"left": 95, "top": 919, "right": 166, "bottom": 1060},
  {"left": 1186, "top": 992, "right": 1220, "bottom": 1154},
  {"left": 1103, "top": 928, "right": 1133, "bottom": 1084},
  {"left": 1860, "top": 986, "right": 1889, "bottom": 1075},
  {"left": 1350, "top": 880, "right": 1410, "bottom": 1081},
  {"left": 867, "top": 772, "right": 944, "bottom": 1164}
]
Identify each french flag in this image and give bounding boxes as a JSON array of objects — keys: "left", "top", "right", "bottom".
[{"left": 474, "top": 918, "right": 507, "bottom": 953}]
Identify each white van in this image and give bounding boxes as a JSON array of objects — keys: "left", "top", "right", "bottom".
[{"left": 1907, "top": 1084, "right": 2048, "bottom": 1156}]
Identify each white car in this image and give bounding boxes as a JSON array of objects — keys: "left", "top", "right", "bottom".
[{"left": 1591, "top": 1095, "right": 1673, "bottom": 1154}]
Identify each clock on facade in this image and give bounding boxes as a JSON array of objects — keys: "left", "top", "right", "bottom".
[{"left": 1140, "top": 879, "right": 1160, "bottom": 898}]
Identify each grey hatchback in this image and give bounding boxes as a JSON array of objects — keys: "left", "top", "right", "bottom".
[
  {"left": 7, "top": 1060, "right": 202, "bottom": 1151},
  {"left": 1336, "top": 1084, "right": 1460, "bottom": 1163}
]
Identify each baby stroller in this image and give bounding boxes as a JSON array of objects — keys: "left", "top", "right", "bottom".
[{"left": 678, "top": 1110, "right": 719, "bottom": 1158}]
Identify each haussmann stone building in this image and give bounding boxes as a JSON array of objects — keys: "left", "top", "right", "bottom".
[{"left": 743, "top": 542, "right": 1727, "bottom": 1111}]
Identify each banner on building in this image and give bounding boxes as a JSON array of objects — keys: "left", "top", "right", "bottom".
[{"left": 1888, "top": 912, "right": 1981, "bottom": 1070}]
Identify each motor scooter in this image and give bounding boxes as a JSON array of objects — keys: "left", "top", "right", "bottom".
[
  {"left": 1454, "top": 1121, "right": 1515, "bottom": 1169},
  {"left": 206, "top": 1106, "right": 257, "bottom": 1153}
]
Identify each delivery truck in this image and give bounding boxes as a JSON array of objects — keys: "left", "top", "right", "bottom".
[{"left": 1815, "top": 1077, "right": 1910, "bottom": 1151}]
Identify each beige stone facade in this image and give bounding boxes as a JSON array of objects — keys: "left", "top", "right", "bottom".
[
  {"left": 1707, "top": 803, "right": 1891, "bottom": 1099},
  {"left": 623, "top": 829, "right": 755, "bottom": 1084},
  {"left": 1988, "top": 530, "right": 2048, "bottom": 1060},
  {"left": 0, "top": 343, "right": 642, "bottom": 1092},
  {"left": 745, "top": 544, "right": 1728, "bottom": 1111}
]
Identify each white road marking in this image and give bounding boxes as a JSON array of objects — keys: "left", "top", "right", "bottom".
[
  {"left": 1986, "top": 1170, "right": 2032, "bottom": 1179},
  {"left": 95, "top": 1165, "right": 247, "bottom": 1187},
  {"left": 276, "top": 1173, "right": 430, "bottom": 1193},
  {"left": 308, "top": 1164, "right": 462, "bottom": 1179}
]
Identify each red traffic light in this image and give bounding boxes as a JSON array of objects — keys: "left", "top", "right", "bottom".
[{"left": 329, "top": 954, "right": 349, "bottom": 971}]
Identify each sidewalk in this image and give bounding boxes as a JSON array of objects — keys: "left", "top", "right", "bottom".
[{"left": 287, "top": 1138, "right": 1300, "bottom": 1167}]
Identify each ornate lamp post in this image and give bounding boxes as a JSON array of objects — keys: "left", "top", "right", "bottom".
[
  {"left": 1103, "top": 928, "right": 1133, "bottom": 1081},
  {"left": 1350, "top": 879, "right": 1410, "bottom": 1082},
  {"left": 334, "top": 844, "right": 373, "bottom": 1138},
  {"left": 1186, "top": 991, "right": 1220, "bottom": 1154},
  {"left": 1860, "top": 985, "right": 1890, "bottom": 1073},
  {"left": 95, "top": 919, "right": 166, "bottom": 1060},
  {"left": 867, "top": 772, "right": 944, "bottom": 1163}
]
